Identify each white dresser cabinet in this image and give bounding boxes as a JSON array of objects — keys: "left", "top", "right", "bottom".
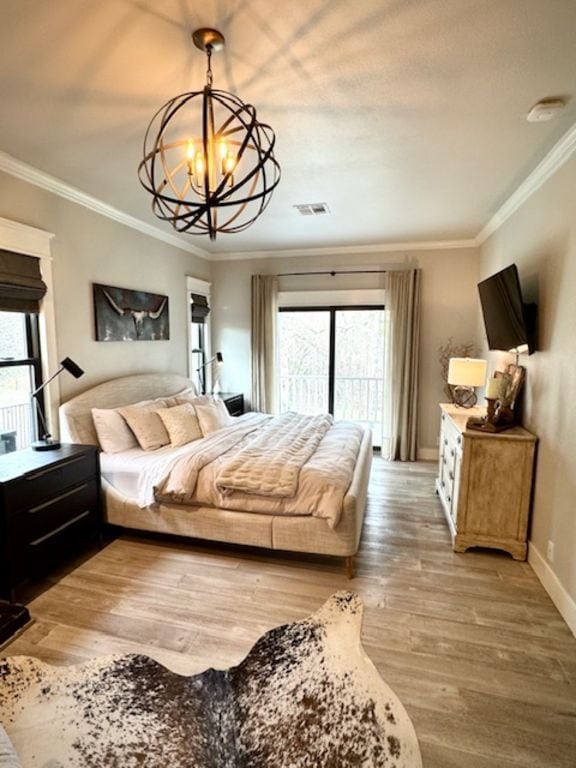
[{"left": 436, "top": 404, "right": 537, "bottom": 560}]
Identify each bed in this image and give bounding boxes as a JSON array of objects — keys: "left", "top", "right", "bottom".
[{"left": 59, "top": 373, "right": 372, "bottom": 576}]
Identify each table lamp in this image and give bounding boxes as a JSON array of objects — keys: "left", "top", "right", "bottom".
[
  {"left": 195, "top": 352, "right": 223, "bottom": 395},
  {"left": 31, "top": 356, "right": 84, "bottom": 450},
  {"left": 447, "top": 357, "right": 487, "bottom": 408}
]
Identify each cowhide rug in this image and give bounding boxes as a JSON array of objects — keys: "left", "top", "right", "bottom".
[{"left": 0, "top": 591, "right": 422, "bottom": 767}]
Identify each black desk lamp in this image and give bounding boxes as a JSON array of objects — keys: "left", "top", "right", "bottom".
[
  {"left": 31, "top": 357, "right": 84, "bottom": 451},
  {"left": 195, "top": 351, "right": 223, "bottom": 395}
]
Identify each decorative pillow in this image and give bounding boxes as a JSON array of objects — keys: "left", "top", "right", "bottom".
[
  {"left": 91, "top": 408, "right": 138, "bottom": 454},
  {"left": 157, "top": 403, "right": 203, "bottom": 447},
  {"left": 174, "top": 387, "right": 198, "bottom": 406},
  {"left": 118, "top": 401, "right": 170, "bottom": 451},
  {"left": 194, "top": 396, "right": 233, "bottom": 435}
]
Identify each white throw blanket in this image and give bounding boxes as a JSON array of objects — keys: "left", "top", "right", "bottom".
[
  {"left": 215, "top": 411, "right": 333, "bottom": 498},
  {"left": 136, "top": 412, "right": 363, "bottom": 528},
  {"left": 139, "top": 413, "right": 270, "bottom": 506}
]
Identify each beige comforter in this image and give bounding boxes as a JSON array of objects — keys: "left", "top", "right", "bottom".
[{"left": 145, "top": 413, "right": 364, "bottom": 528}]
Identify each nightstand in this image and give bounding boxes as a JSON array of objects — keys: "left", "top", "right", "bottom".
[
  {"left": 0, "top": 444, "right": 102, "bottom": 601},
  {"left": 219, "top": 392, "right": 245, "bottom": 416}
]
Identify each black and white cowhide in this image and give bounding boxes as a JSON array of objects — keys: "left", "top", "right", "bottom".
[{"left": 0, "top": 591, "right": 422, "bottom": 767}]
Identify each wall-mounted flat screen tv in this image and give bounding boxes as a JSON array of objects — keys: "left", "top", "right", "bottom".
[{"left": 478, "top": 264, "right": 537, "bottom": 354}]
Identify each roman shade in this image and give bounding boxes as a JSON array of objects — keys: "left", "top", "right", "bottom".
[
  {"left": 190, "top": 293, "right": 210, "bottom": 323},
  {"left": 0, "top": 249, "right": 47, "bottom": 313}
]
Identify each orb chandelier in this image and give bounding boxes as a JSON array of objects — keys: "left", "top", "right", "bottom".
[{"left": 138, "top": 28, "right": 280, "bottom": 240}]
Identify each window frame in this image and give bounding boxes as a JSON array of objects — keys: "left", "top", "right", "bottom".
[
  {"left": 0, "top": 311, "right": 44, "bottom": 445},
  {"left": 278, "top": 304, "right": 385, "bottom": 416},
  {"left": 186, "top": 276, "right": 212, "bottom": 394}
]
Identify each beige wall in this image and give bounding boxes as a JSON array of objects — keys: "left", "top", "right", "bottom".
[
  {"left": 211, "top": 247, "right": 480, "bottom": 452},
  {"left": 0, "top": 171, "right": 210, "bottom": 402},
  {"left": 479, "top": 152, "right": 576, "bottom": 632}
]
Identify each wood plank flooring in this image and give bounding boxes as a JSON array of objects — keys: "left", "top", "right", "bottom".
[{"left": 4, "top": 458, "right": 576, "bottom": 766}]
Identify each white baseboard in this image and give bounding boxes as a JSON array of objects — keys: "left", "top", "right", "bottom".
[
  {"left": 417, "top": 447, "right": 438, "bottom": 461},
  {"left": 528, "top": 542, "right": 576, "bottom": 637}
]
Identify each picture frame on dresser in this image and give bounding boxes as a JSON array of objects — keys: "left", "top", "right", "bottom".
[{"left": 497, "top": 363, "right": 526, "bottom": 409}]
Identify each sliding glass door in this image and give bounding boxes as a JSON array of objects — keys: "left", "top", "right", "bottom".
[
  {"left": 278, "top": 310, "right": 330, "bottom": 414},
  {"left": 278, "top": 306, "right": 384, "bottom": 444}
]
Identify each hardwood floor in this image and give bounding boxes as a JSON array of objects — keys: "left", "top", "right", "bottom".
[{"left": 4, "top": 458, "right": 576, "bottom": 766}]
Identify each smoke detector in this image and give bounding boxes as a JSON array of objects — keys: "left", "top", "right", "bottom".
[
  {"left": 293, "top": 203, "right": 330, "bottom": 216},
  {"left": 526, "top": 98, "right": 566, "bottom": 122}
]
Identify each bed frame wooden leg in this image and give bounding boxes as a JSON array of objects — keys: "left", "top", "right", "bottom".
[{"left": 345, "top": 556, "right": 355, "bottom": 579}]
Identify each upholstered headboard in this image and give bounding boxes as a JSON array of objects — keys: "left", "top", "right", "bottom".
[{"left": 59, "top": 372, "right": 195, "bottom": 447}]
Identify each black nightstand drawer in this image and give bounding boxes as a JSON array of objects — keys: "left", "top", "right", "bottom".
[
  {"left": 0, "top": 444, "right": 102, "bottom": 601},
  {"left": 9, "top": 478, "right": 99, "bottom": 546},
  {"left": 221, "top": 393, "right": 244, "bottom": 416},
  {"left": 3, "top": 452, "right": 97, "bottom": 516},
  {"left": 10, "top": 506, "right": 98, "bottom": 584}
]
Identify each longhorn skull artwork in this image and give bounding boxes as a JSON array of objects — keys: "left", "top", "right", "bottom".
[{"left": 93, "top": 283, "right": 170, "bottom": 341}]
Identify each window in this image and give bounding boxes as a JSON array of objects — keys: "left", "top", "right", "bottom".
[
  {"left": 0, "top": 311, "right": 43, "bottom": 452},
  {"left": 189, "top": 287, "right": 212, "bottom": 394}
]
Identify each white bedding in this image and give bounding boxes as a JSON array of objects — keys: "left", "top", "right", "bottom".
[
  {"left": 100, "top": 441, "right": 197, "bottom": 499},
  {"left": 100, "top": 413, "right": 259, "bottom": 499},
  {"left": 101, "top": 412, "right": 364, "bottom": 529}
]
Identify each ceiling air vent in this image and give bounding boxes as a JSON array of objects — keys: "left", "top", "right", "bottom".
[{"left": 293, "top": 203, "right": 330, "bottom": 216}]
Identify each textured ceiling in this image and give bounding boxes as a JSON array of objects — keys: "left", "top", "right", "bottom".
[{"left": 1, "top": 0, "right": 575, "bottom": 255}]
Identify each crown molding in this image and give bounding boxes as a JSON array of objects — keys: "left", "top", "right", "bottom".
[
  {"left": 477, "top": 120, "right": 576, "bottom": 244},
  {"left": 0, "top": 151, "right": 210, "bottom": 260},
  {"left": 210, "top": 238, "right": 479, "bottom": 262},
  {"left": 8, "top": 117, "right": 576, "bottom": 263}
]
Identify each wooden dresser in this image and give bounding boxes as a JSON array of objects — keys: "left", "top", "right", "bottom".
[{"left": 436, "top": 404, "right": 536, "bottom": 560}]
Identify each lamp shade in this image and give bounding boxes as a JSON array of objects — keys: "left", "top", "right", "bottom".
[{"left": 447, "top": 358, "right": 487, "bottom": 387}]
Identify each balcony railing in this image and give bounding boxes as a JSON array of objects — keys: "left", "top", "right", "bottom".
[
  {"left": 279, "top": 375, "right": 383, "bottom": 444},
  {"left": 0, "top": 402, "right": 34, "bottom": 453}
]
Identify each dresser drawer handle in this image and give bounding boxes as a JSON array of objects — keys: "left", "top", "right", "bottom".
[
  {"left": 29, "top": 510, "right": 91, "bottom": 547},
  {"left": 449, "top": 471, "right": 454, "bottom": 480},
  {"left": 25, "top": 455, "right": 86, "bottom": 481},
  {"left": 28, "top": 483, "right": 90, "bottom": 514},
  {"left": 450, "top": 449, "right": 455, "bottom": 457}
]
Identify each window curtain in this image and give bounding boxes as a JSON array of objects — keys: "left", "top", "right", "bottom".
[
  {"left": 0, "top": 249, "right": 47, "bottom": 312},
  {"left": 381, "top": 269, "right": 422, "bottom": 461},
  {"left": 251, "top": 274, "right": 278, "bottom": 413}
]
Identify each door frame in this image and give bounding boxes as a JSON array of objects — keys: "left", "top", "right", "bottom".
[{"left": 278, "top": 305, "right": 384, "bottom": 415}]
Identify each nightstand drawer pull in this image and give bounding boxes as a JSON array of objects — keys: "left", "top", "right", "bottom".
[
  {"left": 28, "top": 483, "right": 90, "bottom": 515},
  {"left": 25, "top": 456, "right": 85, "bottom": 481},
  {"left": 30, "top": 510, "right": 91, "bottom": 547}
]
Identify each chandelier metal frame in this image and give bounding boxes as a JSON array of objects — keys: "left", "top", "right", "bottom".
[{"left": 138, "top": 28, "right": 280, "bottom": 240}]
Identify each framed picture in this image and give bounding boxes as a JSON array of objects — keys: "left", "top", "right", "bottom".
[
  {"left": 496, "top": 364, "right": 525, "bottom": 409},
  {"left": 93, "top": 283, "right": 169, "bottom": 341}
]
